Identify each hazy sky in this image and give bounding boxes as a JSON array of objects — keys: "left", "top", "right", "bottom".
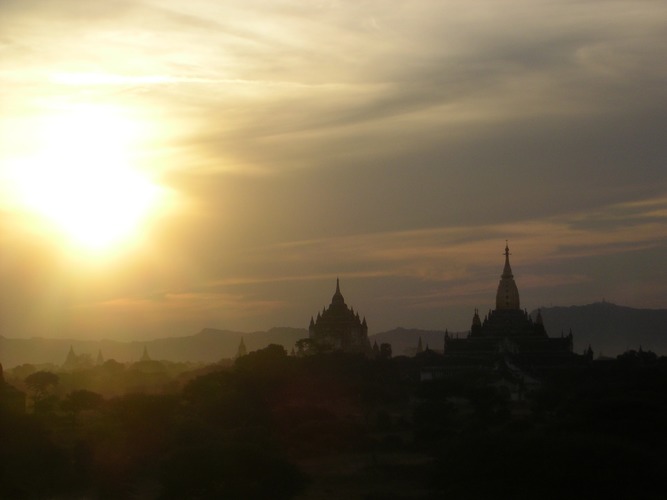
[{"left": 2, "top": 0, "right": 667, "bottom": 340}]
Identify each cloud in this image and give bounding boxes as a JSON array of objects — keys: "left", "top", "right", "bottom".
[
  {"left": 150, "top": 195, "right": 667, "bottom": 322},
  {"left": 2, "top": 1, "right": 667, "bottom": 337},
  {"left": 5, "top": 1, "right": 667, "bottom": 185}
]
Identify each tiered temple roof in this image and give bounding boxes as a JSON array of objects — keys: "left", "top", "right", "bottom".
[
  {"left": 445, "top": 244, "right": 573, "bottom": 358},
  {"left": 308, "top": 279, "right": 371, "bottom": 354}
]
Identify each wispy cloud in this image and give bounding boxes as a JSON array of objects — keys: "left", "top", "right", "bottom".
[
  {"left": 2, "top": 0, "right": 667, "bottom": 337},
  {"left": 252, "top": 196, "right": 667, "bottom": 281}
]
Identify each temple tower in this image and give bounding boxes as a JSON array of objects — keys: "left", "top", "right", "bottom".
[
  {"left": 446, "top": 242, "right": 573, "bottom": 358},
  {"left": 307, "top": 279, "right": 371, "bottom": 354},
  {"left": 496, "top": 243, "right": 520, "bottom": 310}
]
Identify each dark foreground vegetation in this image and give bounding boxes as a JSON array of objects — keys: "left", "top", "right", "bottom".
[{"left": 1, "top": 347, "right": 667, "bottom": 499}]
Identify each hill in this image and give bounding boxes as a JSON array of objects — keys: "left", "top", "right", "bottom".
[
  {"left": 3, "top": 302, "right": 666, "bottom": 367},
  {"left": 372, "top": 303, "right": 667, "bottom": 357},
  {"left": 535, "top": 302, "right": 667, "bottom": 356},
  {"left": 0, "top": 327, "right": 307, "bottom": 368}
]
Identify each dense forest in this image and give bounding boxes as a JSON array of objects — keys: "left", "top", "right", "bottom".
[{"left": 1, "top": 347, "right": 666, "bottom": 499}]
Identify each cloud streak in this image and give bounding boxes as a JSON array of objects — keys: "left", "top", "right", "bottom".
[{"left": 1, "top": 1, "right": 667, "bottom": 338}]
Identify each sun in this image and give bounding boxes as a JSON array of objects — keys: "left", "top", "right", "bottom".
[{"left": 8, "top": 104, "right": 164, "bottom": 251}]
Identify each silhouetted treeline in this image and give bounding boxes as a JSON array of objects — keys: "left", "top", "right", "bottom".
[
  {"left": 1, "top": 347, "right": 666, "bottom": 498},
  {"left": 419, "top": 350, "right": 667, "bottom": 499}
]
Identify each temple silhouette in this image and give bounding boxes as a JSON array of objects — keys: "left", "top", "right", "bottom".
[
  {"left": 444, "top": 243, "right": 573, "bottom": 361},
  {"left": 307, "top": 279, "right": 371, "bottom": 354}
]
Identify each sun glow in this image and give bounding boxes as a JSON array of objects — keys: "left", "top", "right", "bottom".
[{"left": 8, "top": 104, "right": 164, "bottom": 251}]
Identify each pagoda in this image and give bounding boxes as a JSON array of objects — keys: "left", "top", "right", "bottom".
[
  {"left": 308, "top": 279, "right": 371, "bottom": 354},
  {"left": 445, "top": 243, "right": 573, "bottom": 358}
]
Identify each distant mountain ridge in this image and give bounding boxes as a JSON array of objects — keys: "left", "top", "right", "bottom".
[
  {"left": 535, "top": 302, "right": 667, "bottom": 356},
  {"left": 2, "top": 302, "right": 666, "bottom": 367},
  {"left": 373, "top": 302, "right": 667, "bottom": 357},
  {"left": 0, "top": 327, "right": 307, "bottom": 368}
]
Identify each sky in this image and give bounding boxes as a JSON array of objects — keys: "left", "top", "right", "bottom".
[{"left": 1, "top": 0, "right": 667, "bottom": 341}]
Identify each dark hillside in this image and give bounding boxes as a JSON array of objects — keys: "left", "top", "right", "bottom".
[{"left": 535, "top": 302, "right": 667, "bottom": 356}]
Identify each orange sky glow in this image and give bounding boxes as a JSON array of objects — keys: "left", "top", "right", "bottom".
[{"left": 1, "top": 0, "right": 667, "bottom": 340}]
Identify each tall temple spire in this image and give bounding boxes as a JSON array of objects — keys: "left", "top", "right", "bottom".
[
  {"left": 502, "top": 240, "right": 513, "bottom": 278},
  {"left": 331, "top": 277, "right": 345, "bottom": 306},
  {"left": 236, "top": 337, "right": 247, "bottom": 359},
  {"left": 495, "top": 241, "right": 520, "bottom": 310},
  {"left": 63, "top": 345, "right": 77, "bottom": 368}
]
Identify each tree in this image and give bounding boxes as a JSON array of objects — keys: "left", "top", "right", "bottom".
[
  {"left": 235, "top": 344, "right": 287, "bottom": 371},
  {"left": 24, "top": 371, "right": 60, "bottom": 415},
  {"left": 295, "top": 338, "right": 315, "bottom": 357},
  {"left": 24, "top": 371, "right": 59, "bottom": 402},
  {"left": 11, "top": 363, "right": 37, "bottom": 381},
  {"left": 62, "top": 390, "right": 103, "bottom": 421},
  {"left": 380, "top": 343, "right": 392, "bottom": 360}
]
